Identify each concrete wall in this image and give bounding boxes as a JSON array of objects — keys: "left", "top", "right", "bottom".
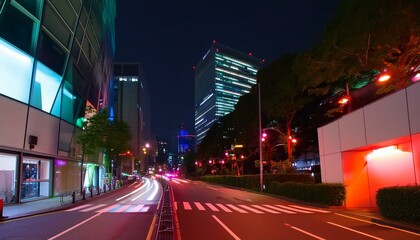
[{"left": 318, "top": 82, "right": 420, "bottom": 208}]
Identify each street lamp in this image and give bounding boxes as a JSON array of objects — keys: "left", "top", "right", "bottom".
[{"left": 258, "top": 83, "right": 263, "bottom": 191}]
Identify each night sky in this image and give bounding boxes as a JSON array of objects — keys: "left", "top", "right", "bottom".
[{"left": 115, "top": 0, "right": 340, "bottom": 145}]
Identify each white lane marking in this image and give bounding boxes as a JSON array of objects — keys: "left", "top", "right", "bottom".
[
  {"left": 212, "top": 215, "right": 241, "bottom": 240},
  {"left": 238, "top": 205, "right": 264, "bottom": 214},
  {"left": 172, "top": 180, "right": 181, "bottom": 184},
  {"left": 183, "top": 202, "right": 192, "bottom": 210},
  {"left": 80, "top": 204, "right": 107, "bottom": 212},
  {"left": 289, "top": 205, "right": 330, "bottom": 213},
  {"left": 274, "top": 204, "right": 311, "bottom": 213},
  {"left": 206, "top": 186, "right": 218, "bottom": 191},
  {"left": 226, "top": 204, "right": 248, "bottom": 213},
  {"left": 127, "top": 204, "right": 145, "bottom": 212},
  {"left": 65, "top": 204, "right": 93, "bottom": 211},
  {"left": 113, "top": 204, "right": 132, "bottom": 212},
  {"left": 48, "top": 213, "right": 102, "bottom": 240},
  {"left": 174, "top": 178, "right": 189, "bottom": 183},
  {"left": 205, "top": 203, "right": 220, "bottom": 212},
  {"left": 251, "top": 205, "right": 280, "bottom": 214},
  {"left": 194, "top": 202, "right": 206, "bottom": 210},
  {"left": 284, "top": 223, "right": 326, "bottom": 240},
  {"left": 266, "top": 205, "right": 296, "bottom": 214},
  {"left": 335, "top": 213, "right": 420, "bottom": 236},
  {"left": 216, "top": 203, "right": 233, "bottom": 212},
  {"left": 140, "top": 206, "right": 150, "bottom": 212},
  {"left": 327, "top": 222, "right": 384, "bottom": 240},
  {"left": 97, "top": 204, "right": 120, "bottom": 213}
]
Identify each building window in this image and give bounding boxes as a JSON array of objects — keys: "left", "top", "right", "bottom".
[{"left": 0, "top": 3, "right": 34, "bottom": 55}]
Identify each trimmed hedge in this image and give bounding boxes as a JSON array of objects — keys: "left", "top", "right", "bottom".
[
  {"left": 267, "top": 181, "right": 346, "bottom": 206},
  {"left": 200, "top": 174, "right": 314, "bottom": 191},
  {"left": 376, "top": 186, "right": 420, "bottom": 222}
]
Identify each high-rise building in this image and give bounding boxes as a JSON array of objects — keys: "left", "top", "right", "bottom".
[
  {"left": 113, "top": 63, "right": 151, "bottom": 175},
  {"left": 194, "top": 41, "right": 262, "bottom": 146},
  {"left": 0, "top": 0, "right": 116, "bottom": 204}
]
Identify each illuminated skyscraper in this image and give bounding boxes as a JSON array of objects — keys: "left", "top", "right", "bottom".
[{"left": 194, "top": 41, "right": 261, "bottom": 146}]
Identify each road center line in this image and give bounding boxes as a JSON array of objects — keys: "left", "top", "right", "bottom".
[
  {"left": 206, "top": 186, "right": 218, "bottom": 191},
  {"left": 212, "top": 215, "right": 241, "bottom": 240},
  {"left": 284, "top": 223, "right": 326, "bottom": 240},
  {"left": 327, "top": 221, "right": 384, "bottom": 240},
  {"left": 48, "top": 212, "right": 102, "bottom": 240}
]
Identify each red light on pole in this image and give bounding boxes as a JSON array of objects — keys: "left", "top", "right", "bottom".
[
  {"left": 262, "top": 132, "right": 267, "bottom": 142},
  {"left": 338, "top": 96, "right": 350, "bottom": 105}
]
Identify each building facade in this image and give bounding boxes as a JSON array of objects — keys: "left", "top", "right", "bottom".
[
  {"left": 318, "top": 81, "right": 420, "bottom": 208},
  {"left": 113, "top": 63, "right": 152, "bottom": 175},
  {"left": 194, "top": 41, "right": 261, "bottom": 146},
  {"left": 0, "top": 0, "right": 116, "bottom": 204}
]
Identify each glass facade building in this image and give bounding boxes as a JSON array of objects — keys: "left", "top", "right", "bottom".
[
  {"left": 194, "top": 42, "right": 261, "bottom": 146},
  {"left": 0, "top": 0, "right": 116, "bottom": 204}
]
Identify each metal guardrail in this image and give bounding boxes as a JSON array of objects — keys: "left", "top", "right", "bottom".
[{"left": 155, "top": 181, "right": 174, "bottom": 240}]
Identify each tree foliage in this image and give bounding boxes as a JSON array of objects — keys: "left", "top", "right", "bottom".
[{"left": 77, "top": 108, "right": 132, "bottom": 161}]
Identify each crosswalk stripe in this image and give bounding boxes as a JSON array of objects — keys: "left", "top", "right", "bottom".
[
  {"left": 289, "top": 205, "right": 330, "bottom": 213},
  {"left": 80, "top": 204, "right": 107, "bottom": 212},
  {"left": 275, "top": 205, "right": 312, "bottom": 213},
  {"left": 194, "top": 202, "right": 206, "bottom": 210},
  {"left": 127, "top": 204, "right": 145, "bottom": 212},
  {"left": 140, "top": 206, "right": 150, "bottom": 212},
  {"left": 239, "top": 205, "right": 264, "bottom": 214},
  {"left": 205, "top": 203, "right": 219, "bottom": 212},
  {"left": 97, "top": 204, "right": 120, "bottom": 213},
  {"left": 226, "top": 204, "right": 248, "bottom": 213},
  {"left": 183, "top": 202, "right": 192, "bottom": 210},
  {"left": 113, "top": 204, "right": 132, "bottom": 212},
  {"left": 216, "top": 203, "right": 232, "bottom": 212},
  {"left": 66, "top": 204, "right": 93, "bottom": 211},
  {"left": 265, "top": 205, "right": 296, "bottom": 214},
  {"left": 252, "top": 205, "right": 281, "bottom": 214}
]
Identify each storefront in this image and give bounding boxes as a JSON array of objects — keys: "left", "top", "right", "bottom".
[{"left": 0, "top": 152, "right": 52, "bottom": 203}]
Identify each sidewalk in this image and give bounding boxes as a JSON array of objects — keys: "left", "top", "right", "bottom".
[{"left": 1, "top": 187, "right": 121, "bottom": 221}]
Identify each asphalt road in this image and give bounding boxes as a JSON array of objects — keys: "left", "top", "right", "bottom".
[
  {"left": 0, "top": 177, "right": 161, "bottom": 240},
  {"left": 169, "top": 178, "right": 420, "bottom": 240}
]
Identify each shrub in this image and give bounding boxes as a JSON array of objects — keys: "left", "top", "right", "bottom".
[
  {"left": 267, "top": 181, "right": 346, "bottom": 206},
  {"left": 376, "top": 186, "right": 420, "bottom": 222}
]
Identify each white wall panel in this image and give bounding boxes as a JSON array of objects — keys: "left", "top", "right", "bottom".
[
  {"left": 321, "top": 153, "right": 343, "bottom": 183},
  {"left": 321, "top": 121, "right": 341, "bottom": 155},
  {"left": 364, "top": 90, "right": 410, "bottom": 145},
  {"left": 317, "top": 128, "right": 324, "bottom": 156},
  {"left": 339, "top": 109, "right": 366, "bottom": 151},
  {"left": 407, "top": 82, "right": 420, "bottom": 134},
  {"left": 26, "top": 107, "right": 59, "bottom": 154},
  {"left": 0, "top": 96, "right": 27, "bottom": 148}
]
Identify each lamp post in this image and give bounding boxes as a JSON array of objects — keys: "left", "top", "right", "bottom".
[{"left": 258, "top": 83, "right": 263, "bottom": 191}]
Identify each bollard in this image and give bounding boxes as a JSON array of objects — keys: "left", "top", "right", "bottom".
[
  {"left": 0, "top": 199, "right": 3, "bottom": 218},
  {"left": 103, "top": 184, "right": 106, "bottom": 193},
  {"left": 108, "top": 183, "right": 111, "bottom": 191},
  {"left": 90, "top": 187, "right": 93, "bottom": 198},
  {"left": 97, "top": 186, "right": 100, "bottom": 195},
  {"left": 72, "top": 191, "right": 76, "bottom": 204},
  {"left": 82, "top": 188, "right": 86, "bottom": 200}
]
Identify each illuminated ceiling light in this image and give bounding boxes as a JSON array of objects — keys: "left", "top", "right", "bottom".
[{"left": 373, "top": 146, "right": 397, "bottom": 153}]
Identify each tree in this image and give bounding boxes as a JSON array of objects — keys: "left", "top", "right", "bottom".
[
  {"left": 77, "top": 108, "right": 131, "bottom": 175},
  {"left": 258, "top": 54, "right": 312, "bottom": 165},
  {"left": 299, "top": 0, "right": 420, "bottom": 96}
]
